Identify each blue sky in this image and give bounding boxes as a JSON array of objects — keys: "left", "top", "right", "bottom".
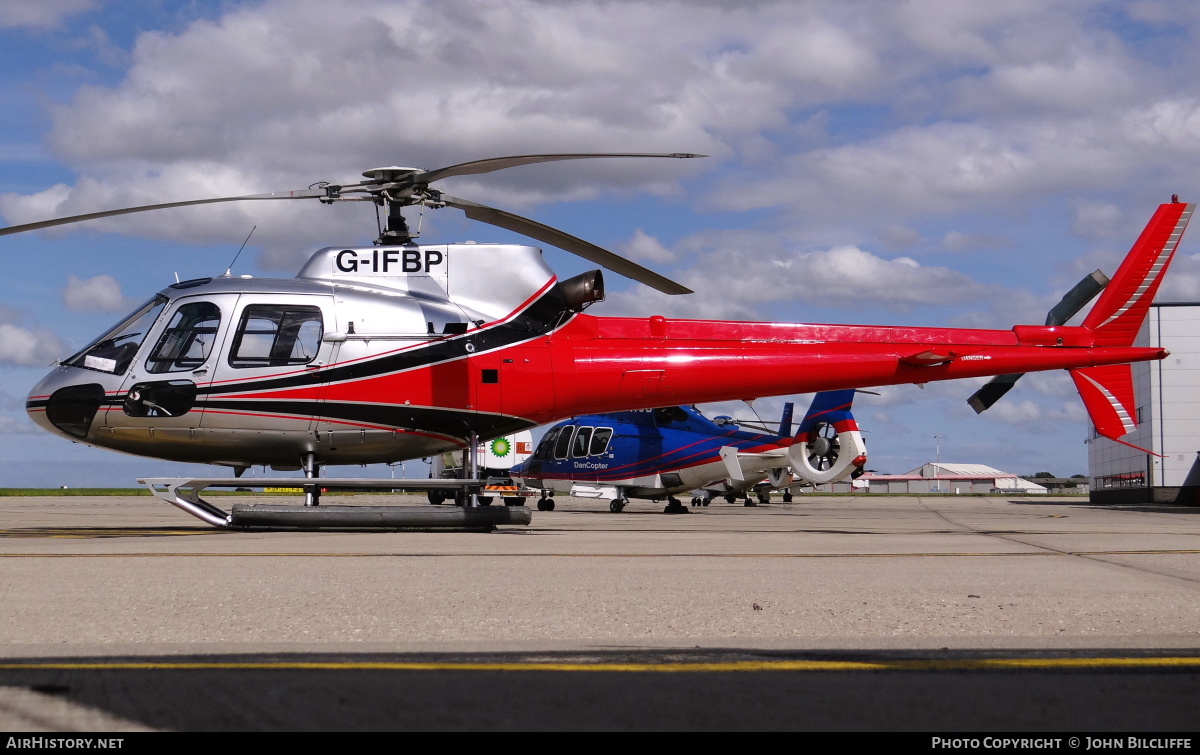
[{"left": 3, "top": 0, "right": 1200, "bottom": 487}]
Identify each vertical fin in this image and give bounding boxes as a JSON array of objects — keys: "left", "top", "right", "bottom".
[
  {"left": 777, "top": 402, "right": 794, "bottom": 440},
  {"left": 788, "top": 389, "right": 867, "bottom": 484},
  {"left": 1081, "top": 202, "right": 1193, "bottom": 345},
  {"left": 1069, "top": 365, "right": 1137, "bottom": 440},
  {"left": 795, "top": 389, "right": 857, "bottom": 440}
]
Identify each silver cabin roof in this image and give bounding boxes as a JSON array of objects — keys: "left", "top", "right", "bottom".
[
  {"left": 296, "top": 243, "right": 557, "bottom": 323},
  {"left": 155, "top": 274, "right": 334, "bottom": 299},
  {"left": 152, "top": 243, "right": 559, "bottom": 329}
]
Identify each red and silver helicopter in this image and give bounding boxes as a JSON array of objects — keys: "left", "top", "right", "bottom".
[{"left": 2, "top": 153, "right": 1191, "bottom": 527}]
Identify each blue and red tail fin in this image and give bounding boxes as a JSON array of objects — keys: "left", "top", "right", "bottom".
[
  {"left": 789, "top": 389, "right": 867, "bottom": 483},
  {"left": 776, "top": 402, "right": 794, "bottom": 440},
  {"left": 1081, "top": 201, "right": 1194, "bottom": 346},
  {"left": 795, "top": 389, "right": 857, "bottom": 440}
]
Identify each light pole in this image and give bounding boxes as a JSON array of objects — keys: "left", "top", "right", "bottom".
[{"left": 933, "top": 434, "right": 942, "bottom": 493}]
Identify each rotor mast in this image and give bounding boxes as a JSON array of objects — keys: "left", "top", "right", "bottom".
[
  {"left": 357, "top": 165, "right": 449, "bottom": 246},
  {"left": 378, "top": 198, "right": 413, "bottom": 245}
]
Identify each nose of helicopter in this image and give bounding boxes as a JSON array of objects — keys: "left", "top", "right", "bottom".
[{"left": 26, "top": 368, "right": 109, "bottom": 441}]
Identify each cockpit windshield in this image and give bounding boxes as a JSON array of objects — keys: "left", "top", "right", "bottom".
[{"left": 64, "top": 295, "right": 168, "bottom": 375}]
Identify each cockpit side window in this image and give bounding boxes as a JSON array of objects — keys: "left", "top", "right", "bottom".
[
  {"left": 65, "top": 295, "right": 167, "bottom": 375},
  {"left": 553, "top": 426, "right": 576, "bottom": 460},
  {"left": 146, "top": 301, "right": 222, "bottom": 374},
  {"left": 533, "top": 427, "right": 560, "bottom": 460},
  {"left": 589, "top": 427, "right": 613, "bottom": 456},
  {"left": 571, "top": 427, "right": 593, "bottom": 458},
  {"left": 229, "top": 305, "right": 324, "bottom": 368}
]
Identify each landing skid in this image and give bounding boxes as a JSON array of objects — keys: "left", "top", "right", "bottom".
[{"left": 138, "top": 477, "right": 532, "bottom": 530}]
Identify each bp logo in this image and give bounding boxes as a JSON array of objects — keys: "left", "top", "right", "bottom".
[{"left": 490, "top": 438, "right": 512, "bottom": 458}]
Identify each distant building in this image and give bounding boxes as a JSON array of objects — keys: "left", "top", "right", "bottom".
[
  {"left": 1023, "top": 477, "right": 1090, "bottom": 494},
  {"left": 1088, "top": 302, "right": 1200, "bottom": 505},
  {"left": 818, "top": 463, "right": 1048, "bottom": 494}
]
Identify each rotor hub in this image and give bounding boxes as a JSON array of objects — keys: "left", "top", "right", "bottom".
[{"left": 363, "top": 166, "right": 422, "bottom": 183}]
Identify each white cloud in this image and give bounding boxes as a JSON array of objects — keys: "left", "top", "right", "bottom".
[
  {"left": 892, "top": 0, "right": 1070, "bottom": 63},
  {"left": 713, "top": 118, "right": 1122, "bottom": 219},
  {"left": 603, "top": 232, "right": 996, "bottom": 320},
  {"left": 0, "top": 324, "right": 66, "bottom": 367},
  {"left": 1071, "top": 201, "right": 1127, "bottom": 241},
  {"left": 959, "top": 53, "right": 1146, "bottom": 117},
  {"left": 620, "top": 229, "right": 676, "bottom": 264},
  {"left": 0, "top": 0, "right": 96, "bottom": 29},
  {"left": 683, "top": 242, "right": 990, "bottom": 313},
  {"left": 6, "top": 0, "right": 1200, "bottom": 274},
  {"left": 64, "top": 274, "right": 129, "bottom": 312},
  {"left": 983, "top": 397, "right": 1088, "bottom": 428},
  {"left": 0, "top": 308, "right": 69, "bottom": 367},
  {"left": 1156, "top": 253, "right": 1200, "bottom": 301}
]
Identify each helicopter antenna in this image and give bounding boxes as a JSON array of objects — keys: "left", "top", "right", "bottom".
[{"left": 224, "top": 225, "right": 257, "bottom": 277}]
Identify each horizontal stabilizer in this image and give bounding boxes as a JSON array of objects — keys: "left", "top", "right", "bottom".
[
  {"left": 1069, "top": 365, "right": 1138, "bottom": 440},
  {"left": 719, "top": 445, "right": 786, "bottom": 482}
]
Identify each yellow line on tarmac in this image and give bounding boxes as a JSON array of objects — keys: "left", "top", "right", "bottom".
[
  {"left": 0, "top": 658, "right": 1199, "bottom": 672},
  {"left": 0, "top": 551, "right": 1063, "bottom": 558},
  {"left": 0, "top": 550, "right": 1198, "bottom": 558},
  {"left": 1078, "top": 549, "right": 1200, "bottom": 555}
]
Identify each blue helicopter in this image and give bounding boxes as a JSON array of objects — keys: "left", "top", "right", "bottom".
[{"left": 511, "top": 391, "right": 866, "bottom": 513}]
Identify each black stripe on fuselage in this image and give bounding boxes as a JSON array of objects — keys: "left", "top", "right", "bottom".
[
  {"left": 201, "top": 284, "right": 572, "bottom": 397},
  {"left": 203, "top": 399, "right": 538, "bottom": 438}
]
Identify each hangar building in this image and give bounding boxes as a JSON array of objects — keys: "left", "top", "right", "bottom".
[
  {"left": 1089, "top": 302, "right": 1200, "bottom": 504},
  {"left": 826, "top": 463, "right": 1048, "bottom": 495}
]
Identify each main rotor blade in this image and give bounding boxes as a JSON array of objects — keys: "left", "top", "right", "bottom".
[
  {"left": 1045, "top": 269, "right": 1109, "bottom": 326},
  {"left": 0, "top": 188, "right": 327, "bottom": 237},
  {"left": 418, "top": 153, "right": 705, "bottom": 185},
  {"left": 967, "top": 269, "right": 1111, "bottom": 414},
  {"left": 441, "top": 194, "right": 693, "bottom": 295}
]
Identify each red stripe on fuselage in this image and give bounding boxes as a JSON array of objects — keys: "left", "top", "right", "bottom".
[
  {"left": 520, "top": 437, "right": 784, "bottom": 483},
  {"left": 590, "top": 431, "right": 780, "bottom": 479},
  {"left": 184, "top": 312, "right": 1167, "bottom": 433}
]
